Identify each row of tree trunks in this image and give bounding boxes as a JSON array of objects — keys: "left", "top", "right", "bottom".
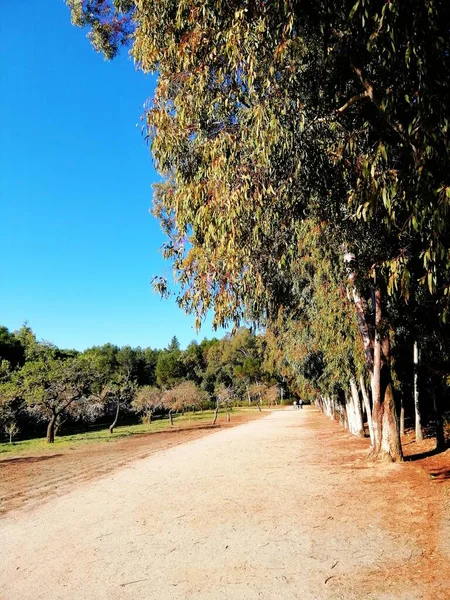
[
  {"left": 344, "top": 253, "right": 403, "bottom": 461},
  {"left": 317, "top": 395, "right": 334, "bottom": 419},
  {"left": 315, "top": 312, "right": 444, "bottom": 457}
]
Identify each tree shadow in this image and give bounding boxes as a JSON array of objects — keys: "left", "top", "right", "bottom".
[
  {"left": 429, "top": 467, "right": 450, "bottom": 481},
  {"left": 404, "top": 445, "right": 449, "bottom": 461},
  {"left": 0, "top": 454, "right": 63, "bottom": 466}
]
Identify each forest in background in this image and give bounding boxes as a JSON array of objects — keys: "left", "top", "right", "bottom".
[
  {"left": 1, "top": 319, "right": 448, "bottom": 452},
  {"left": 0, "top": 324, "right": 283, "bottom": 444}
]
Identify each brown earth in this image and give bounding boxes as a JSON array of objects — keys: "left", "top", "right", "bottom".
[
  {"left": 1, "top": 407, "right": 449, "bottom": 600},
  {"left": 0, "top": 411, "right": 264, "bottom": 516}
]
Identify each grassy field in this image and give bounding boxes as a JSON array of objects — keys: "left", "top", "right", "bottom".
[{"left": 0, "top": 409, "right": 254, "bottom": 457}]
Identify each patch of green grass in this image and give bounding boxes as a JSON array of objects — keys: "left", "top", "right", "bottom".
[{"left": 0, "top": 409, "right": 254, "bottom": 457}]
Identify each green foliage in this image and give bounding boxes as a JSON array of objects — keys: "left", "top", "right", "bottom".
[
  {"left": 156, "top": 349, "right": 186, "bottom": 388},
  {"left": 0, "top": 324, "right": 274, "bottom": 442},
  {"left": 0, "top": 326, "right": 25, "bottom": 369}
]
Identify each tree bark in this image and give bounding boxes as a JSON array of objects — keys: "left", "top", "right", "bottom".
[
  {"left": 379, "top": 329, "right": 403, "bottom": 461},
  {"left": 359, "top": 374, "right": 374, "bottom": 445},
  {"left": 46, "top": 413, "right": 57, "bottom": 444},
  {"left": 109, "top": 398, "right": 120, "bottom": 434},
  {"left": 413, "top": 340, "right": 423, "bottom": 442},
  {"left": 349, "top": 376, "right": 365, "bottom": 437},
  {"left": 357, "top": 284, "right": 402, "bottom": 461},
  {"left": 169, "top": 409, "right": 173, "bottom": 426},
  {"left": 212, "top": 399, "right": 219, "bottom": 425},
  {"left": 54, "top": 416, "right": 67, "bottom": 438},
  {"left": 370, "top": 287, "right": 383, "bottom": 456},
  {"left": 346, "top": 255, "right": 402, "bottom": 460}
]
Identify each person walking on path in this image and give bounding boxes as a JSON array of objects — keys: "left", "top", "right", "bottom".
[
  {"left": 299, "top": 399, "right": 303, "bottom": 409},
  {"left": 293, "top": 400, "right": 297, "bottom": 409}
]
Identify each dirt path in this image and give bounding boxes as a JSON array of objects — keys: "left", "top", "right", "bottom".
[
  {"left": 0, "top": 413, "right": 262, "bottom": 516},
  {"left": 1, "top": 408, "right": 449, "bottom": 599}
]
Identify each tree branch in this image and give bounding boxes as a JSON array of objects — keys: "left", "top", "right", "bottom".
[
  {"left": 337, "top": 91, "right": 369, "bottom": 113},
  {"left": 351, "top": 64, "right": 417, "bottom": 156}
]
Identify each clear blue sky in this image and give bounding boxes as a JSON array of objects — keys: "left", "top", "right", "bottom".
[{"left": 0, "top": 0, "right": 225, "bottom": 351}]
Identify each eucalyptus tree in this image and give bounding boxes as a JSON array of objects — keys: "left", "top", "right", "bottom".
[{"left": 67, "top": 0, "right": 450, "bottom": 460}]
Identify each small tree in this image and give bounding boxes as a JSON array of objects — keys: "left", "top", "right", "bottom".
[
  {"left": 265, "top": 385, "right": 279, "bottom": 407},
  {"left": 132, "top": 386, "right": 162, "bottom": 424},
  {"left": 161, "top": 388, "right": 178, "bottom": 425},
  {"left": 4, "top": 421, "right": 19, "bottom": 444},
  {"left": 106, "top": 346, "right": 138, "bottom": 434},
  {"left": 161, "top": 382, "right": 207, "bottom": 425},
  {"left": 9, "top": 351, "right": 99, "bottom": 443},
  {"left": 248, "top": 383, "right": 267, "bottom": 412},
  {"left": 214, "top": 383, "right": 234, "bottom": 424}
]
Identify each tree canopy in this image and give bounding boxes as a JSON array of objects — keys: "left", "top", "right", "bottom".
[{"left": 64, "top": 0, "right": 450, "bottom": 461}]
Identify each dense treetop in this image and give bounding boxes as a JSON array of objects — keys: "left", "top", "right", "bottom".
[{"left": 59, "top": 1, "right": 450, "bottom": 461}]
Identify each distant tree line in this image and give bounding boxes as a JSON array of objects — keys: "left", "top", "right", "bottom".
[
  {"left": 0, "top": 325, "right": 283, "bottom": 443},
  {"left": 1, "top": 320, "right": 449, "bottom": 451}
]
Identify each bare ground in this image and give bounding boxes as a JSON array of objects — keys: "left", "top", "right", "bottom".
[
  {"left": 1, "top": 407, "right": 449, "bottom": 600},
  {"left": 0, "top": 412, "right": 263, "bottom": 516}
]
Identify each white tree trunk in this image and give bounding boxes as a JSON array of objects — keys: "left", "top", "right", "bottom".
[
  {"left": 359, "top": 374, "right": 374, "bottom": 446},
  {"left": 349, "top": 376, "right": 365, "bottom": 437},
  {"left": 414, "top": 340, "right": 423, "bottom": 442}
]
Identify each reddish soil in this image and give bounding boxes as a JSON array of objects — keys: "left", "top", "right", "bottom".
[{"left": 0, "top": 411, "right": 264, "bottom": 516}]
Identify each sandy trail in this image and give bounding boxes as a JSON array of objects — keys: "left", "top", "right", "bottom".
[{"left": 1, "top": 408, "right": 449, "bottom": 600}]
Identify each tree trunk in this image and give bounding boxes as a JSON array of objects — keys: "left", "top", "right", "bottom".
[
  {"left": 400, "top": 400, "right": 405, "bottom": 437},
  {"left": 378, "top": 327, "right": 403, "bottom": 461},
  {"left": 212, "top": 399, "right": 219, "bottom": 426},
  {"left": 226, "top": 408, "right": 230, "bottom": 423},
  {"left": 9, "top": 431, "right": 12, "bottom": 444},
  {"left": 346, "top": 255, "right": 402, "bottom": 460},
  {"left": 359, "top": 374, "right": 374, "bottom": 446},
  {"left": 369, "top": 288, "right": 402, "bottom": 461},
  {"left": 413, "top": 340, "right": 423, "bottom": 442},
  {"left": 349, "top": 376, "right": 365, "bottom": 437},
  {"left": 380, "top": 381, "right": 403, "bottom": 461},
  {"left": 370, "top": 288, "right": 382, "bottom": 456},
  {"left": 46, "top": 414, "right": 57, "bottom": 443},
  {"left": 169, "top": 409, "right": 173, "bottom": 426},
  {"left": 54, "top": 416, "right": 67, "bottom": 438},
  {"left": 109, "top": 399, "right": 120, "bottom": 434}
]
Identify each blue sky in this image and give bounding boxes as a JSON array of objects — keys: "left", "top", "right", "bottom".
[{"left": 0, "top": 1, "right": 226, "bottom": 351}]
